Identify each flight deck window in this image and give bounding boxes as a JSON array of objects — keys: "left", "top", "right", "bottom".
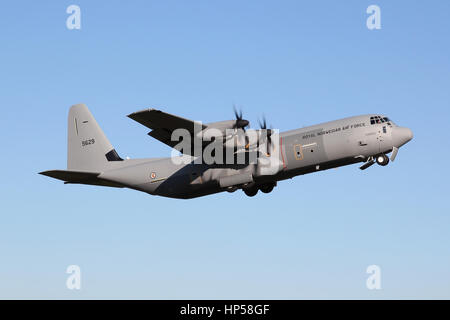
[{"left": 370, "top": 115, "right": 390, "bottom": 125}]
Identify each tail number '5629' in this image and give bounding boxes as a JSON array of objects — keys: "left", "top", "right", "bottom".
[{"left": 81, "top": 138, "right": 95, "bottom": 147}]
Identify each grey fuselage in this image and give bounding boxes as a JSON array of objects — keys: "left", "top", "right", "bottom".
[{"left": 97, "top": 114, "right": 413, "bottom": 199}]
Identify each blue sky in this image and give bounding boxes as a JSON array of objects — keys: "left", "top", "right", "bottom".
[{"left": 0, "top": 0, "right": 449, "bottom": 299}]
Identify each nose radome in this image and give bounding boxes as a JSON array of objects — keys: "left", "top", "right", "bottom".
[
  {"left": 394, "top": 126, "right": 413, "bottom": 147},
  {"left": 406, "top": 127, "right": 413, "bottom": 141}
]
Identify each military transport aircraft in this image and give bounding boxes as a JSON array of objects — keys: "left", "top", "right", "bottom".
[{"left": 40, "top": 104, "right": 413, "bottom": 199}]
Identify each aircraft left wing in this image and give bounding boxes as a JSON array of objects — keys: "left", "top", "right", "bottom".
[{"left": 128, "top": 108, "right": 207, "bottom": 149}]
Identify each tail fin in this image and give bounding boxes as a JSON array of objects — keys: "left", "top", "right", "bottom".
[{"left": 67, "top": 104, "right": 122, "bottom": 171}]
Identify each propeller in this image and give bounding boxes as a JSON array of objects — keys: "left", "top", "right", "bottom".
[
  {"left": 258, "top": 115, "right": 273, "bottom": 155},
  {"left": 233, "top": 105, "right": 249, "bottom": 131}
]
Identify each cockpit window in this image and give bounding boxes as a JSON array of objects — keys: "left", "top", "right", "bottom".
[{"left": 370, "top": 115, "right": 392, "bottom": 125}]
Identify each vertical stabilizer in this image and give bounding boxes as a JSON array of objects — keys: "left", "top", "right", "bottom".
[{"left": 67, "top": 104, "right": 121, "bottom": 171}]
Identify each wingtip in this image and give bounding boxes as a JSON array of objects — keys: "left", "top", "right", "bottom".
[
  {"left": 39, "top": 170, "right": 61, "bottom": 177},
  {"left": 127, "top": 108, "right": 159, "bottom": 118}
]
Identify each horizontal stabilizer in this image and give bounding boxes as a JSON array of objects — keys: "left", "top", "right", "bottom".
[
  {"left": 40, "top": 170, "right": 99, "bottom": 181},
  {"left": 39, "top": 170, "right": 123, "bottom": 188}
]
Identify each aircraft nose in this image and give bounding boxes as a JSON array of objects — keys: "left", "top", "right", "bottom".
[
  {"left": 406, "top": 127, "right": 413, "bottom": 141},
  {"left": 393, "top": 126, "right": 413, "bottom": 147}
]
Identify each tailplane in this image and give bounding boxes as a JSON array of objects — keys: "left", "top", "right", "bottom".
[{"left": 39, "top": 169, "right": 123, "bottom": 187}]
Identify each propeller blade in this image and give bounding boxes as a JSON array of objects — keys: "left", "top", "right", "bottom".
[
  {"left": 266, "top": 136, "right": 271, "bottom": 155},
  {"left": 232, "top": 105, "right": 249, "bottom": 130},
  {"left": 390, "top": 146, "right": 399, "bottom": 161},
  {"left": 258, "top": 115, "right": 273, "bottom": 155},
  {"left": 233, "top": 105, "right": 241, "bottom": 120},
  {"left": 259, "top": 116, "right": 267, "bottom": 130}
]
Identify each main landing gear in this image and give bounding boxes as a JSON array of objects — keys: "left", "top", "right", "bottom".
[
  {"left": 243, "top": 182, "right": 276, "bottom": 197},
  {"left": 244, "top": 187, "right": 258, "bottom": 197},
  {"left": 259, "top": 183, "right": 275, "bottom": 194}
]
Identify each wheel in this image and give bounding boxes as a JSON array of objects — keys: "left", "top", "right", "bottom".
[
  {"left": 244, "top": 187, "right": 258, "bottom": 197},
  {"left": 376, "top": 154, "right": 389, "bottom": 166},
  {"left": 259, "top": 183, "right": 275, "bottom": 194}
]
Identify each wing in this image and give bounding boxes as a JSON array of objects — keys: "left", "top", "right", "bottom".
[{"left": 128, "top": 108, "right": 207, "bottom": 150}]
